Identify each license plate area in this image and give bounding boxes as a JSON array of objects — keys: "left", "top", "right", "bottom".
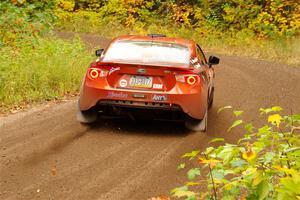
[{"left": 129, "top": 76, "right": 153, "bottom": 88}]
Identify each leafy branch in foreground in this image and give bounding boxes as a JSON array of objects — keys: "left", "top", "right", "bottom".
[{"left": 172, "top": 106, "right": 300, "bottom": 200}]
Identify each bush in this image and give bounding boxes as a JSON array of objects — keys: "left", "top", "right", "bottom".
[
  {"left": 0, "top": 0, "right": 54, "bottom": 47},
  {"left": 53, "top": 1, "right": 300, "bottom": 66},
  {"left": 0, "top": 37, "right": 92, "bottom": 112},
  {"left": 54, "top": 0, "right": 300, "bottom": 38},
  {"left": 172, "top": 106, "right": 300, "bottom": 200}
]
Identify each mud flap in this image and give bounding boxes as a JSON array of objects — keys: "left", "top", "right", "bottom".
[
  {"left": 76, "top": 101, "right": 97, "bottom": 123},
  {"left": 208, "top": 87, "right": 214, "bottom": 109},
  {"left": 185, "top": 109, "right": 207, "bottom": 132}
]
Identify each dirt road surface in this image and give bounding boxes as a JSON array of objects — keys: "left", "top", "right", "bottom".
[{"left": 1, "top": 34, "right": 300, "bottom": 200}]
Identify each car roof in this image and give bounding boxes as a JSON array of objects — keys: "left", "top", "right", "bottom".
[{"left": 111, "top": 35, "right": 196, "bottom": 50}]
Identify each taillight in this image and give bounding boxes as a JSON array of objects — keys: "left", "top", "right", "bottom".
[
  {"left": 90, "top": 69, "right": 99, "bottom": 79},
  {"left": 176, "top": 74, "right": 199, "bottom": 85},
  {"left": 87, "top": 68, "right": 108, "bottom": 80},
  {"left": 186, "top": 76, "right": 197, "bottom": 85}
]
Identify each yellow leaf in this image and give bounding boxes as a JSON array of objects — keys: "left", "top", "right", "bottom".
[
  {"left": 242, "top": 148, "right": 257, "bottom": 163},
  {"left": 253, "top": 170, "right": 263, "bottom": 186},
  {"left": 198, "top": 157, "right": 221, "bottom": 165},
  {"left": 185, "top": 181, "right": 201, "bottom": 186},
  {"left": 268, "top": 114, "right": 282, "bottom": 128},
  {"left": 173, "top": 190, "right": 195, "bottom": 198}
]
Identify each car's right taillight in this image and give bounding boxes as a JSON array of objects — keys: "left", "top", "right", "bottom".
[
  {"left": 87, "top": 68, "right": 108, "bottom": 80},
  {"left": 175, "top": 74, "right": 200, "bottom": 86}
]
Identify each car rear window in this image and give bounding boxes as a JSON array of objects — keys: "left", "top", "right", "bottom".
[{"left": 102, "top": 40, "right": 190, "bottom": 67}]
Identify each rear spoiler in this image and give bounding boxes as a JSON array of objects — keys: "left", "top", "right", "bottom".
[{"left": 95, "top": 61, "right": 192, "bottom": 71}]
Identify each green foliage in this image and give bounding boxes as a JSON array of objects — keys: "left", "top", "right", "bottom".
[
  {"left": 54, "top": 0, "right": 300, "bottom": 66},
  {"left": 0, "top": 37, "right": 92, "bottom": 112},
  {"left": 174, "top": 106, "right": 300, "bottom": 199},
  {"left": 0, "top": 1, "right": 95, "bottom": 113},
  {"left": 227, "top": 119, "right": 243, "bottom": 132},
  {"left": 56, "top": 0, "right": 163, "bottom": 26},
  {"left": 0, "top": 0, "right": 54, "bottom": 47},
  {"left": 187, "top": 168, "right": 201, "bottom": 181},
  {"left": 250, "top": 0, "right": 300, "bottom": 37},
  {"left": 54, "top": 0, "right": 300, "bottom": 38}
]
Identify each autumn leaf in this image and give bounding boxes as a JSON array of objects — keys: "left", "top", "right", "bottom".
[
  {"left": 209, "top": 138, "right": 225, "bottom": 144},
  {"left": 268, "top": 114, "right": 282, "bottom": 128},
  {"left": 177, "top": 163, "right": 186, "bottom": 170},
  {"left": 198, "top": 157, "right": 221, "bottom": 165},
  {"left": 253, "top": 170, "right": 263, "bottom": 186},
  {"left": 260, "top": 106, "right": 283, "bottom": 115},
  {"left": 147, "top": 195, "right": 170, "bottom": 200},
  {"left": 271, "top": 106, "right": 283, "bottom": 112},
  {"left": 182, "top": 150, "right": 200, "bottom": 160},
  {"left": 185, "top": 181, "right": 201, "bottom": 186},
  {"left": 171, "top": 186, "right": 196, "bottom": 198},
  {"left": 242, "top": 148, "right": 257, "bottom": 163},
  {"left": 172, "top": 190, "right": 196, "bottom": 198}
]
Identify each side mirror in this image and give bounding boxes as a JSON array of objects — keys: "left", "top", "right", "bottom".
[
  {"left": 95, "top": 49, "right": 104, "bottom": 57},
  {"left": 208, "top": 56, "right": 220, "bottom": 65}
]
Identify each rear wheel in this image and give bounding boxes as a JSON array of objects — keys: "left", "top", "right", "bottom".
[
  {"left": 76, "top": 101, "right": 97, "bottom": 124},
  {"left": 185, "top": 108, "right": 207, "bottom": 132}
]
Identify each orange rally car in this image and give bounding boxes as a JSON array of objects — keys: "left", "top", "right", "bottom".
[{"left": 77, "top": 34, "right": 219, "bottom": 132}]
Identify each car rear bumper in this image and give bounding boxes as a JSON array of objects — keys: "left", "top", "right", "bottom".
[{"left": 79, "top": 83, "right": 207, "bottom": 120}]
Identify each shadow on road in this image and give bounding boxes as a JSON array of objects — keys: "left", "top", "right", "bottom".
[
  {"left": 89, "top": 117, "right": 190, "bottom": 138},
  {"left": 85, "top": 106, "right": 235, "bottom": 140}
]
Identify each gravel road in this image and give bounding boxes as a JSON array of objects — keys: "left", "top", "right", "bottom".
[{"left": 1, "top": 33, "right": 299, "bottom": 200}]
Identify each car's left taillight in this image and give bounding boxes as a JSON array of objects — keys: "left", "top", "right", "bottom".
[{"left": 87, "top": 68, "right": 108, "bottom": 80}]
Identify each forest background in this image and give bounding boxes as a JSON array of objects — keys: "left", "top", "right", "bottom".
[{"left": 0, "top": 0, "right": 299, "bottom": 110}]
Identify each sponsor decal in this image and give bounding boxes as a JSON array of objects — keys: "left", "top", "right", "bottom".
[
  {"left": 190, "top": 57, "right": 198, "bottom": 64},
  {"left": 191, "top": 57, "right": 203, "bottom": 69},
  {"left": 99, "top": 70, "right": 108, "bottom": 77},
  {"left": 153, "top": 83, "right": 163, "bottom": 89},
  {"left": 194, "top": 63, "right": 201, "bottom": 69},
  {"left": 109, "top": 67, "right": 120, "bottom": 75},
  {"left": 119, "top": 79, "right": 127, "bottom": 87},
  {"left": 152, "top": 94, "right": 167, "bottom": 101},
  {"left": 132, "top": 93, "right": 146, "bottom": 98},
  {"left": 107, "top": 91, "right": 128, "bottom": 98}
]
